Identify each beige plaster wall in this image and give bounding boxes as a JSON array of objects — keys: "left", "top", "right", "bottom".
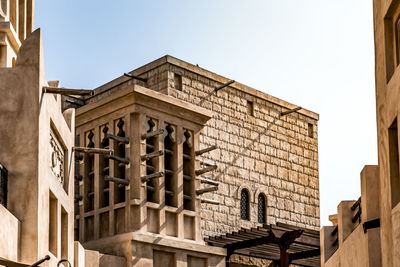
[
  {"left": 373, "top": 0, "right": 400, "bottom": 266},
  {"left": 0, "top": 27, "right": 42, "bottom": 264},
  {"left": 324, "top": 225, "right": 368, "bottom": 267},
  {"left": 0, "top": 204, "right": 19, "bottom": 262},
  {"left": 0, "top": 28, "right": 75, "bottom": 266}
]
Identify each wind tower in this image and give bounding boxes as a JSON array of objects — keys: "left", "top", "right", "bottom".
[{"left": 0, "top": 0, "right": 34, "bottom": 67}]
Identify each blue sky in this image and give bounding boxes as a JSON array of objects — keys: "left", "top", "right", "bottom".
[{"left": 36, "top": 0, "right": 377, "bottom": 226}]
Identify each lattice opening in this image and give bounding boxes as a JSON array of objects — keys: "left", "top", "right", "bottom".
[
  {"left": 146, "top": 119, "right": 158, "bottom": 203},
  {"left": 84, "top": 130, "right": 95, "bottom": 212},
  {"left": 183, "top": 130, "right": 194, "bottom": 211},
  {"left": 100, "top": 124, "right": 110, "bottom": 208},
  {"left": 114, "top": 119, "right": 126, "bottom": 204},
  {"left": 164, "top": 124, "right": 176, "bottom": 207}
]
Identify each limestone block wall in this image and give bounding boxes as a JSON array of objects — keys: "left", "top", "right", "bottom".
[{"left": 112, "top": 56, "right": 320, "bottom": 237}]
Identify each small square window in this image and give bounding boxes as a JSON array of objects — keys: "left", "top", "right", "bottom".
[
  {"left": 247, "top": 100, "right": 254, "bottom": 116},
  {"left": 174, "top": 74, "right": 182, "bottom": 91}
]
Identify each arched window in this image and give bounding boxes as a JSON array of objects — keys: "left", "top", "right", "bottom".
[
  {"left": 240, "top": 189, "right": 250, "bottom": 220},
  {"left": 258, "top": 194, "right": 266, "bottom": 224}
]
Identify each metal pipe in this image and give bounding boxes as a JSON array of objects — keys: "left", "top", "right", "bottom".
[
  {"left": 141, "top": 129, "right": 164, "bottom": 140},
  {"left": 43, "top": 86, "right": 94, "bottom": 96},
  {"left": 141, "top": 150, "right": 163, "bottom": 161},
  {"left": 73, "top": 147, "right": 113, "bottom": 155},
  {"left": 195, "top": 145, "right": 217, "bottom": 156},
  {"left": 214, "top": 80, "right": 235, "bottom": 92},
  {"left": 29, "top": 255, "right": 50, "bottom": 267},
  {"left": 104, "top": 175, "right": 129, "bottom": 185},
  {"left": 105, "top": 133, "right": 130, "bottom": 144},
  {"left": 124, "top": 73, "right": 148, "bottom": 83},
  {"left": 195, "top": 165, "right": 217, "bottom": 176},
  {"left": 141, "top": 171, "right": 164, "bottom": 183}
]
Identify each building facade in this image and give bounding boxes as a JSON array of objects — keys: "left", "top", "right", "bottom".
[
  {"left": 0, "top": 2, "right": 321, "bottom": 266},
  {"left": 320, "top": 0, "right": 400, "bottom": 266},
  {"left": 70, "top": 56, "right": 320, "bottom": 266}
]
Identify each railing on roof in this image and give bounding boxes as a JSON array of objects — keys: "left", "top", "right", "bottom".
[{"left": 351, "top": 197, "right": 362, "bottom": 225}]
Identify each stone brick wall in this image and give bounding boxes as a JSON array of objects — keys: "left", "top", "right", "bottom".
[{"left": 125, "top": 56, "right": 319, "bottom": 237}]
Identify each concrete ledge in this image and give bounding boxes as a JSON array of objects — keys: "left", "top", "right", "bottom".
[{"left": 0, "top": 205, "right": 20, "bottom": 262}]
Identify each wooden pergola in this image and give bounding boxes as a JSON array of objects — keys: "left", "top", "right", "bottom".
[{"left": 205, "top": 222, "right": 320, "bottom": 267}]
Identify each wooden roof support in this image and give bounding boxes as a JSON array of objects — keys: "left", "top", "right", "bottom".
[
  {"left": 207, "top": 223, "right": 320, "bottom": 267},
  {"left": 43, "top": 86, "right": 94, "bottom": 96}
]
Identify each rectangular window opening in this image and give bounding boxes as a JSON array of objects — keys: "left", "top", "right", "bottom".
[
  {"left": 308, "top": 123, "right": 314, "bottom": 138},
  {"left": 61, "top": 206, "right": 68, "bottom": 259},
  {"left": 49, "top": 191, "right": 58, "bottom": 256},
  {"left": 174, "top": 73, "right": 182, "bottom": 91},
  {"left": 247, "top": 100, "right": 254, "bottom": 116},
  {"left": 389, "top": 118, "right": 400, "bottom": 208}
]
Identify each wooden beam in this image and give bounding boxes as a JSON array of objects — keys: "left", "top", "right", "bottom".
[
  {"left": 197, "top": 177, "right": 219, "bottom": 186},
  {"left": 104, "top": 175, "right": 129, "bottom": 185},
  {"left": 105, "top": 133, "right": 130, "bottom": 144},
  {"left": 73, "top": 147, "right": 112, "bottom": 155},
  {"left": 224, "top": 232, "right": 275, "bottom": 251},
  {"left": 195, "top": 145, "right": 217, "bottom": 156},
  {"left": 43, "top": 86, "right": 94, "bottom": 96},
  {"left": 289, "top": 248, "right": 320, "bottom": 261},
  {"left": 195, "top": 165, "right": 217, "bottom": 176},
  {"left": 141, "top": 171, "right": 164, "bottom": 183},
  {"left": 141, "top": 129, "right": 164, "bottom": 140},
  {"left": 141, "top": 150, "right": 163, "bottom": 161},
  {"left": 198, "top": 198, "right": 219, "bottom": 205},
  {"left": 196, "top": 186, "right": 218, "bottom": 195},
  {"left": 106, "top": 155, "right": 130, "bottom": 164}
]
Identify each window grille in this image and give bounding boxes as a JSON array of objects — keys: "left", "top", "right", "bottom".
[
  {"left": 164, "top": 124, "right": 176, "bottom": 207},
  {"left": 0, "top": 163, "right": 8, "bottom": 207},
  {"left": 114, "top": 118, "right": 126, "bottom": 204},
  {"left": 146, "top": 119, "right": 158, "bottom": 203},
  {"left": 258, "top": 194, "right": 266, "bottom": 224},
  {"left": 100, "top": 124, "right": 110, "bottom": 208},
  {"left": 183, "top": 130, "right": 194, "bottom": 210},
  {"left": 240, "top": 189, "right": 250, "bottom": 220},
  {"left": 84, "top": 130, "right": 95, "bottom": 212}
]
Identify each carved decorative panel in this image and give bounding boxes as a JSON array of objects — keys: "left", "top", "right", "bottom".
[{"left": 50, "top": 128, "right": 65, "bottom": 185}]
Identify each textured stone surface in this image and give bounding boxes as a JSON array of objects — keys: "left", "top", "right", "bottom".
[{"left": 126, "top": 57, "right": 320, "bottom": 236}]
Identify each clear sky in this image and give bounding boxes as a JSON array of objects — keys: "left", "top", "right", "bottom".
[{"left": 35, "top": 0, "right": 377, "bottom": 226}]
